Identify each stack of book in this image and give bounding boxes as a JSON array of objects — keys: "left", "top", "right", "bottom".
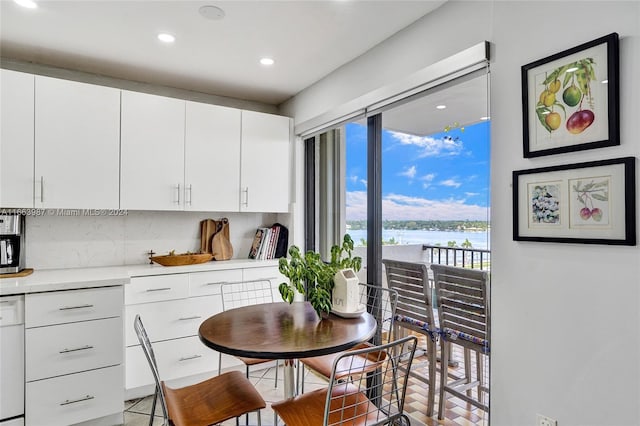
[{"left": 248, "top": 223, "right": 288, "bottom": 260}]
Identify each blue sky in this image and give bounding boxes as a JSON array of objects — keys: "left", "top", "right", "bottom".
[{"left": 345, "top": 120, "right": 491, "bottom": 221}]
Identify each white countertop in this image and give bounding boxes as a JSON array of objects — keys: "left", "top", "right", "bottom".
[{"left": 0, "top": 258, "right": 280, "bottom": 296}]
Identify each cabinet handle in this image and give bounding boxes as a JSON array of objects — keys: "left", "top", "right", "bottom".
[
  {"left": 40, "top": 176, "right": 44, "bottom": 203},
  {"left": 59, "top": 304, "right": 94, "bottom": 311},
  {"left": 205, "top": 281, "right": 227, "bottom": 286},
  {"left": 179, "top": 354, "right": 202, "bottom": 362},
  {"left": 178, "top": 315, "right": 201, "bottom": 321},
  {"left": 242, "top": 187, "right": 249, "bottom": 207},
  {"left": 146, "top": 287, "right": 171, "bottom": 292},
  {"left": 186, "top": 184, "right": 193, "bottom": 205},
  {"left": 59, "top": 344, "right": 94, "bottom": 354},
  {"left": 175, "top": 184, "right": 181, "bottom": 205},
  {"left": 60, "top": 395, "right": 95, "bottom": 406}
]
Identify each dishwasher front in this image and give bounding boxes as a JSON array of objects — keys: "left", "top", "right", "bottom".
[{"left": 0, "top": 294, "right": 24, "bottom": 426}]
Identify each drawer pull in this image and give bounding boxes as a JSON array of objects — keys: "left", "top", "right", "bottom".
[
  {"left": 205, "top": 281, "right": 227, "bottom": 286},
  {"left": 60, "top": 395, "right": 95, "bottom": 406},
  {"left": 179, "top": 354, "right": 202, "bottom": 361},
  {"left": 146, "top": 287, "right": 172, "bottom": 292},
  {"left": 178, "top": 315, "right": 202, "bottom": 321},
  {"left": 59, "top": 345, "right": 94, "bottom": 354},
  {"left": 59, "top": 304, "right": 94, "bottom": 311}
]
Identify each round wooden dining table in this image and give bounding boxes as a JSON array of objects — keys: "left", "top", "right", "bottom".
[{"left": 198, "top": 301, "right": 377, "bottom": 398}]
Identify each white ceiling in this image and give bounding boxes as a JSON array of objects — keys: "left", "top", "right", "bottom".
[{"left": 0, "top": 0, "right": 446, "bottom": 106}]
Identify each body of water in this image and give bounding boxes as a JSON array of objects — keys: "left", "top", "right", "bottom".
[{"left": 347, "top": 229, "right": 490, "bottom": 250}]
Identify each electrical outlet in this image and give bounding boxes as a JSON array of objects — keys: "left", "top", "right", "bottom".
[{"left": 537, "top": 414, "right": 557, "bottom": 426}]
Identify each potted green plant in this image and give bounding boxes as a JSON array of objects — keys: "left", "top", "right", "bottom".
[{"left": 278, "top": 234, "right": 362, "bottom": 318}]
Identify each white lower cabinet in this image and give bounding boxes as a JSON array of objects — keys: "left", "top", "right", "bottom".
[
  {"left": 25, "top": 365, "right": 123, "bottom": 426},
  {"left": 125, "top": 265, "right": 281, "bottom": 396},
  {"left": 24, "top": 286, "right": 123, "bottom": 426}
]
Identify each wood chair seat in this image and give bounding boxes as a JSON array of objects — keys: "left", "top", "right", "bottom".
[
  {"left": 300, "top": 342, "right": 385, "bottom": 379},
  {"left": 162, "top": 370, "right": 266, "bottom": 426},
  {"left": 272, "top": 381, "right": 386, "bottom": 426}
]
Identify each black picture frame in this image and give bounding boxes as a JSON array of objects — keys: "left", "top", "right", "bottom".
[
  {"left": 522, "top": 33, "right": 619, "bottom": 158},
  {"left": 513, "top": 157, "right": 636, "bottom": 245}
]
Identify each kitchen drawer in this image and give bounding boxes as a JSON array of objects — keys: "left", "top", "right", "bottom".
[
  {"left": 25, "top": 364, "right": 123, "bottom": 426},
  {"left": 124, "top": 294, "right": 222, "bottom": 346},
  {"left": 242, "top": 266, "right": 281, "bottom": 282},
  {"left": 26, "top": 316, "right": 122, "bottom": 381},
  {"left": 126, "top": 274, "right": 189, "bottom": 305},
  {"left": 25, "top": 286, "right": 122, "bottom": 328},
  {"left": 189, "top": 269, "right": 242, "bottom": 297},
  {"left": 126, "top": 335, "right": 239, "bottom": 389}
]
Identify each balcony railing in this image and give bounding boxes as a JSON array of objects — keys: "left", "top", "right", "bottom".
[{"left": 422, "top": 244, "right": 490, "bottom": 270}]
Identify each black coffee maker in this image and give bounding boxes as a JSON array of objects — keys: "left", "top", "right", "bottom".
[{"left": 0, "top": 214, "right": 25, "bottom": 274}]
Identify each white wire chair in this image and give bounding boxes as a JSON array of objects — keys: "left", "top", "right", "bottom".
[
  {"left": 134, "top": 314, "right": 265, "bottom": 426},
  {"left": 219, "top": 280, "right": 279, "bottom": 386},
  {"left": 298, "top": 283, "right": 398, "bottom": 394},
  {"left": 272, "top": 335, "right": 418, "bottom": 426}
]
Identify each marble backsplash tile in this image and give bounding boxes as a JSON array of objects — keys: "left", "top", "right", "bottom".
[{"left": 25, "top": 211, "right": 279, "bottom": 270}]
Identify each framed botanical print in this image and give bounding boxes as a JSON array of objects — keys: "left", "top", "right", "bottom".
[
  {"left": 522, "top": 33, "right": 619, "bottom": 158},
  {"left": 513, "top": 157, "right": 636, "bottom": 245}
]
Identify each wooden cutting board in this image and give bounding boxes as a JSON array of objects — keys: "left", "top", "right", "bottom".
[
  {"left": 0, "top": 268, "right": 34, "bottom": 278},
  {"left": 211, "top": 218, "right": 233, "bottom": 260}
]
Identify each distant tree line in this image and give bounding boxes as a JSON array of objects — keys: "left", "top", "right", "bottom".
[{"left": 347, "top": 220, "right": 489, "bottom": 232}]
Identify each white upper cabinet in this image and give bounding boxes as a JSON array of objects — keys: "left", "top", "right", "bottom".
[
  {"left": 34, "top": 76, "right": 121, "bottom": 209},
  {"left": 184, "top": 102, "right": 241, "bottom": 212},
  {"left": 0, "top": 69, "right": 34, "bottom": 208},
  {"left": 240, "top": 110, "right": 291, "bottom": 213},
  {"left": 120, "top": 91, "right": 186, "bottom": 211}
]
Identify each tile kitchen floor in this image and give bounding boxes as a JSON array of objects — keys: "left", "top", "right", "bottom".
[{"left": 124, "top": 341, "right": 489, "bottom": 425}]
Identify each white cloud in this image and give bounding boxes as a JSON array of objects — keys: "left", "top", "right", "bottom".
[
  {"left": 349, "top": 175, "right": 359, "bottom": 183},
  {"left": 399, "top": 166, "right": 417, "bottom": 179},
  {"left": 440, "top": 178, "right": 461, "bottom": 188},
  {"left": 465, "top": 192, "right": 480, "bottom": 197},
  {"left": 346, "top": 191, "right": 489, "bottom": 221},
  {"left": 389, "top": 131, "right": 463, "bottom": 157},
  {"left": 420, "top": 173, "right": 436, "bottom": 182},
  {"left": 360, "top": 179, "right": 367, "bottom": 187}
]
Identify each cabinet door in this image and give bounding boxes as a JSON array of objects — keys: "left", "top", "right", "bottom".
[
  {"left": 34, "top": 76, "right": 120, "bottom": 209},
  {"left": 185, "top": 102, "right": 241, "bottom": 211},
  {"left": 240, "top": 110, "right": 291, "bottom": 212},
  {"left": 121, "top": 91, "right": 185, "bottom": 210},
  {"left": 0, "top": 69, "right": 34, "bottom": 208}
]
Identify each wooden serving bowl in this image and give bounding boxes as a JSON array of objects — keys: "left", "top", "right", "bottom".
[{"left": 150, "top": 253, "right": 213, "bottom": 266}]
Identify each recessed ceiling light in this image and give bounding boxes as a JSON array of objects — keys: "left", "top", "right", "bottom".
[
  {"left": 158, "top": 33, "right": 176, "bottom": 43},
  {"left": 199, "top": 5, "right": 225, "bottom": 20},
  {"left": 260, "top": 58, "right": 275, "bottom": 66},
  {"left": 14, "top": 0, "right": 37, "bottom": 9},
  {"left": 436, "top": 105, "right": 447, "bottom": 110},
  {"left": 480, "top": 116, "right": 490, "bottom": 121}
]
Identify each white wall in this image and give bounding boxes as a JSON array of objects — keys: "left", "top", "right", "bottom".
[
  {"left": 281, "top": 2, "right": 640, "bottom": 425},
  {"left": 25, "top": 211, "right": 278, "bottom": 269}
]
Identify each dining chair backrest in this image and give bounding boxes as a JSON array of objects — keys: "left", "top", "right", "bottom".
[
  {"left": 272, "top": 335, "right": 418, "bottom": 426},
  {"left": 382, "top": 259, "right": 437, "bottom": 338},
  {"left": 221, "top": 279, "right": 274, "bottom": 310},
  {"left": 358, "top": 283, "right": 398, "bottom": 346},
  {"left": 133, "top": 314, "right": 169, "bottom": 423},
  {"left": 431, "top": 264, "right": 490, "bottom": 352},
  {"left": 325, "top": 335, "right": 418, "bottom": 426}
]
